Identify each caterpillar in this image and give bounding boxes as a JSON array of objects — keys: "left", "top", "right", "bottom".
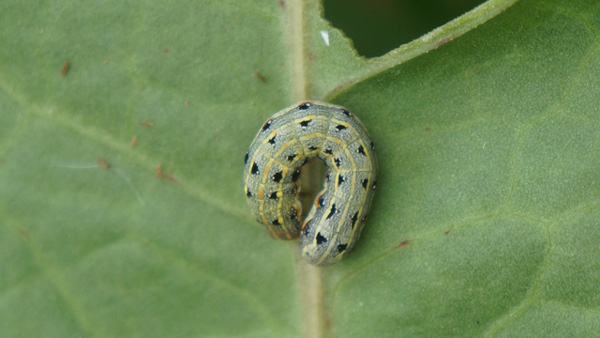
[{"left": 243, "top": 101, "right": 377, "bottom": 266}]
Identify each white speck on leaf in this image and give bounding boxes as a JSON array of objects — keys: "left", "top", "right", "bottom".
[{"left": 320, "top": 30, "right": 329, "bottom": 46}]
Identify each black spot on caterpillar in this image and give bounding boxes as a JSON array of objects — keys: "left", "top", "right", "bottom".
[
  {"left": 316, "top": 232, "right": 327, "bottom": 245},
  {"left": 251, "top": 163, "right": 259, "bottom": 175},
  {"left": 243, "top": 101, "right": 378, "bottom": 265},
  {"left": 299, "top": 119, "right": 312, "bottom": 128},
  {"left": 261, "top": 119, "right": 273, "bottom": 132}
]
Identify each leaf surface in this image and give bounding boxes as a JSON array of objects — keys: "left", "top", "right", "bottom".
[{"left": 1, "top": 0, "right": 599, "bottom": 337}]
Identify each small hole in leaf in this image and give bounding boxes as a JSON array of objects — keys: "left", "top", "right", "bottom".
[{"left": 323, "top": 0, "right": 487, "bottom": 58}]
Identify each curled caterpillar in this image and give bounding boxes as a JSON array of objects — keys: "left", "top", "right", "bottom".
[{"left": 243, "top": 101, "right": 377, "bottom": 266}]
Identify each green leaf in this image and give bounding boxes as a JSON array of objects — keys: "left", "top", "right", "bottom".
[{"left": 1, "top": 0, "right": 599, "bottom": 337}]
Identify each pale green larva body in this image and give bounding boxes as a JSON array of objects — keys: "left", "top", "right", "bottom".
[{"left": 243, "top": 101, "right": 377, "bottom": 266}]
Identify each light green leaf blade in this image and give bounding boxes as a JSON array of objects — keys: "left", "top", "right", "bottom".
[{"left": 1, "top": 0, "right": 599, "bottom": 337}]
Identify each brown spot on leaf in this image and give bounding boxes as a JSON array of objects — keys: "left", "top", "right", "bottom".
[
  {"left": 155, "top": 164, "right": 176, "bottom": 183},
  {"left": 96, "top": 158, "right": 110, "bottom": 169},
  {"left": 130, "top": 135, "right": 138, "bottom": 149},
  {"left": 61, "top": 61, "right": 70, "bottom": 77},
  {"left": 397, "top": 239, "right": 411, "bottom": 248},
  {"left": 18, "top": 228, "right": 30, "bottom": 239},
  {"left": 324, "top": 316, "right": 332, "bottom": 330},
  {"left": 436, "top": 36, "right": 453, "bottom": 48},
  {"left": 253, "top": 71, "right": 266, "bottom": 83}
]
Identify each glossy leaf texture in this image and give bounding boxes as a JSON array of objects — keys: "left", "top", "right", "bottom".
[{"left": 1, "top": 0, "right": 599, "bottom": 337}]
